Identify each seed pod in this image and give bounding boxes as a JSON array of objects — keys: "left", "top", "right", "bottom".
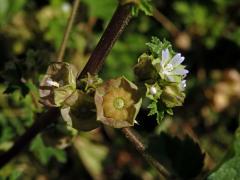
[
  {"left": 95, "top": 77, "right": 142, "bottom": 128},
  {"left": 39, "top": 62, "right": 78, "bottom": 107}
]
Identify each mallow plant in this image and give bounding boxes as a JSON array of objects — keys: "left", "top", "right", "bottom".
[{"left": 39, "top": 37, "right": 189, "bottom": 145}]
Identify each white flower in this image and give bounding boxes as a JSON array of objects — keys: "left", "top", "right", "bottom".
[{"left": 153, "top": 48, "right": 188, "bottom": 82}]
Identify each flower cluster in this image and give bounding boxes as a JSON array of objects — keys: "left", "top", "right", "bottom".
[
  {"left": 39, "top": 37, "right": 188, "bottom": 147},
  {"left": 134, "top": 37, "right": 188, "bottom": 122}
]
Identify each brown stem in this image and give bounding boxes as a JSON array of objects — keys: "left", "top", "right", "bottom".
[
  {"left": 57, "top": 0, "right": 80, "bottom": 61},
  {"left": 79, "top": 3, "right": 132, "bottom": 77}
]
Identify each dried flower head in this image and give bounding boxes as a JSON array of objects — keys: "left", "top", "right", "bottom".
[
  {"left": 39, "top": 62, "right": 78, "bottom": 107},
  {"left": 95, "top": 77, "right": 142, "bottom": 128}
]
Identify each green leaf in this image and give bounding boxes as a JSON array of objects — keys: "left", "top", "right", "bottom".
[
  {"left": 6, "top": 170, "right": 22, "bottom": 180},
  {"left": 207, "top": 128, "right": 240, "bottom": 180},
  {"left": 138, "top": 0, "right": 153, "bottom": 16},
  {"left": 130, "top": 0, "right": 153, "bottom": 16},
  {"left": 30, "top": 135, "right": 66, "bottom": 165},
  {"left": 146, "top": 37, "right": 174, "bottom": 57},
  {"left": 147, "top": 101, "right": 165, "bottom": 123},
  {"left": 208, "top": 157, "right": 240, "bottom": 180}
]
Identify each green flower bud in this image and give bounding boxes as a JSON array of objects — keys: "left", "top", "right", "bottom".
[
  {"left": 61, "top": 90, "right": 100, "bottom": 131},
  {"left": 39, "top": 62, "right": 78, "bottom": 107},
  {"left": 161, "top": 83, "right": 185, "bottom": 108},
  {"left": 145, "top": 83, "right": 162, "bottom": 101},
  {"left": 95, "top": 77, "right": 142, "bottom": 128},
  {"left": 134, "top": 53, "right": 158, "bottom": 82}
]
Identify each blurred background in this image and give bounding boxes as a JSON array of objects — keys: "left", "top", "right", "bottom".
[{"left": 0, "top": 0, "right": 240, "bottom": 179}]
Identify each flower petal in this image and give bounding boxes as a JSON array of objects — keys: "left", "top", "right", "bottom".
[
  {"left": 161, "top": 48, "right": 170, "bottom": 66},
  {"left": 170, "top": 53, "right": 185, "bottom": 67},
  {"left": 167, "top": 75, "right": 176, "bottom": 82},
  {"left": 173, "top": 68, "right": 189, "bottom": 76}
]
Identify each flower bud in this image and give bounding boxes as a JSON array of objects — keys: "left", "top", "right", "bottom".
[
  {"left": 134, "top": 54, "right": 158, "bottom": 82},
  {"left": 161, "top": 83, "right": 185, "bottom": 108},
  {"left": 145, "top": 83, "right": 162, "bottom": 101}
]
